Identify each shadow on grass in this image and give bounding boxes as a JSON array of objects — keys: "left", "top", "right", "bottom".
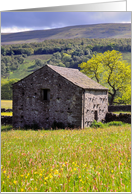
[
  {"left": 1, "top": 124, "right": 80, "bottom": 132},
  {"left": 1, "top": 125, "right": 43, "bottom": 132},
  {"left": 1, "top": 121, "right": 130, "bottom": 132},
  {"left": 1, "top": 125, "right": 14, "bottom": 132}
]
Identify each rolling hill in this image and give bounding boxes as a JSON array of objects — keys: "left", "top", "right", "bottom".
[{"left": 1, "top": 23, "right": 131, "bottom": 45}]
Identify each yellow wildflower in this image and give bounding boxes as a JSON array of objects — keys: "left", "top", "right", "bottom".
[
  {"left": 21, "top": 188, "right": 24, "bottom": 192},
  {"left": 54, "top": 170, "right": 59, "bottom": 174},
  {"left": 44, "top": 177, "right": 48, "bottom": 180},
  {"left": 49, "top": 175, "right": 53, "bottom": 179},
  {"left": 3, "top": 170, "right": 6, "bottom": 174},
  {"left": 74, "top": 168, "right": 77, "bottom": 171},
  {"left": 13, "top": 180, "right": 17, "bottom": 184},
  {"left": 35, "top": 187, "right": 37, "bottom": 190}
]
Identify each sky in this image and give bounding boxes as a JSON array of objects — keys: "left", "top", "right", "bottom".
[{"left": 1, "top": 12, "right": 131, "bottom": 33}]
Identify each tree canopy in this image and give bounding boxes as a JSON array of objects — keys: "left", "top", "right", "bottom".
[{"left": 79, "top": 50, "right": 131, "bottom": 105}]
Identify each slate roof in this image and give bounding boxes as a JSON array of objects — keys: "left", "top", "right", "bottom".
[{"left": 47, "top": 64, "right": 108, "bottom": 90}]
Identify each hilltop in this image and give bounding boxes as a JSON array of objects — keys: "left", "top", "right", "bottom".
[{"left": 1, "top": 23, "right": 131, "bottom": 45}]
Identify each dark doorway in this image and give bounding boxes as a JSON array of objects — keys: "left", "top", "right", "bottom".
[{"left": 94, "top": 110, "right": 98, "bottom": 121}]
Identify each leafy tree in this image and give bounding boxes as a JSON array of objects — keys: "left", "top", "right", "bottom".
[
  {"left": 1, "top": 46, "right": 6, "bottom": 55},
  {"left": 79, "top": 50, "right": 131, "bottom": 105},
  {"left": 62, "top": 53, "right": 72, "bottom": 63}
]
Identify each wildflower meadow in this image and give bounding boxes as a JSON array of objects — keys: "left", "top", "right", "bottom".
[{"left": 1, "top": 124, "right": 131, "bottom": 192}]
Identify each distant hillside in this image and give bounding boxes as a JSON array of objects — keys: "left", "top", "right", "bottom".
[{"left": 1, "top": 23, "right": 131, "bottom": 45}]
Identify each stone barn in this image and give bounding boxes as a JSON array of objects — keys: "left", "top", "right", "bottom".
[{"left": 13, "top": 64, "right": 108, "bottom": 129}]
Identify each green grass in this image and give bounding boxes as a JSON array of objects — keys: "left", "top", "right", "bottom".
[
  {"left": 1, "top": 100, "right": 12, "bottom": 109},
  {"left": 1, "top": 125, "right": 131, "bottom": 192},
  {"left": 26, "top": 54, "right": 52, "bottom": 61},
  {"left": 112, "top": 111, "right": 131, "bottom": 115}
]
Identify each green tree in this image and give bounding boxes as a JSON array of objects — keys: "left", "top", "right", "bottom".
[{"left": 79, "top": 50, "right": 131, "bottom": 105}]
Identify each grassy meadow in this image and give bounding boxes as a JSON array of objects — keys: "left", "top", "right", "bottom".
[{"left": 1, "top": 124, "right": 131, "bottom": 192}]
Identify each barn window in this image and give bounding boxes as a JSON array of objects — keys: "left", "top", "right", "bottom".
[{"left": 42, "top": 89, "right": 50, "bottom": 101}]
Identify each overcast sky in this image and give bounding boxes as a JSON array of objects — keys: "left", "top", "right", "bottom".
[{"left": 1, "top": 12, "right": 131, "bottom": 33}]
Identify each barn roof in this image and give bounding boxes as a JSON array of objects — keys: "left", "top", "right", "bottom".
[{"left": 47, "top": 65, "right": 108, "bottom": 90}]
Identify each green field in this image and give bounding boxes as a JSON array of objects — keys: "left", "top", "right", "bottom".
[
  {"left": 122, "top": 52, "right": 131, "bottom": 64},
  {"left": 1, "top": 112, "right": 12, "bottom": 116},
  {"left": 1, "top": 124, "right": 131, "bottom": 192},
  {"left": 1, "top": 100, "right": 12, "bottom": 109}
]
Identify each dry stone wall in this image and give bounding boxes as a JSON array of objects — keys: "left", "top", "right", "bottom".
[
  {"left": 1, "top": 116, "right": 12, "bottom": 125},
  {"left": 105, "top": 112, "right": 131, "bottom": 124},
  {"left": 108, "top": 105, "right": 131, "bottom": 112}
]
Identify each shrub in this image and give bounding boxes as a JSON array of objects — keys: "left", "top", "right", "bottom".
[
  {"left": 90, "top": 120, "right": 125, "bottom": 129},
  {"left": 90, "top": 120, "right": 104, "bottom": 128},
  {"left": 106, "top": 121, "right": 124, "bottom": 126}
]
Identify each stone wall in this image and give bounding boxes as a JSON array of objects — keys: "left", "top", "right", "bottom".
[
  {"left": 1, "top": 116, "right": 12, "bottom": 125},
  {"left": 108, "top": 105, "right": 131, "bottom": 112},
  {"left": 13, "top": 65, "right": 83, "bottom": 129},
  {"left": 1, "top": 108, "right": 12, "bottom": 112},
  {"left": 84, "top": 90, "right": 108, "bottom": 127},
  {"left": 105, "top": 112, "right": 131, "bottom": 124}
]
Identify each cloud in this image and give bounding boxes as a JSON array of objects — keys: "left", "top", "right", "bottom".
[{"left": 1, "top": 26, "right": 34, "bottom": 33}]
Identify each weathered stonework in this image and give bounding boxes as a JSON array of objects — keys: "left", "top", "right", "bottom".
[
  {"left": 83, "top": 90, "right": 108, "bottom": 127},
  {"left": 13, "top": 65, "right": 108, "bottom": 129}
]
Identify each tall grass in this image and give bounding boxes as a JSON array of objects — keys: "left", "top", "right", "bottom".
[{"left": 1, "top": 125, "right": 131, "bottom": 192}]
